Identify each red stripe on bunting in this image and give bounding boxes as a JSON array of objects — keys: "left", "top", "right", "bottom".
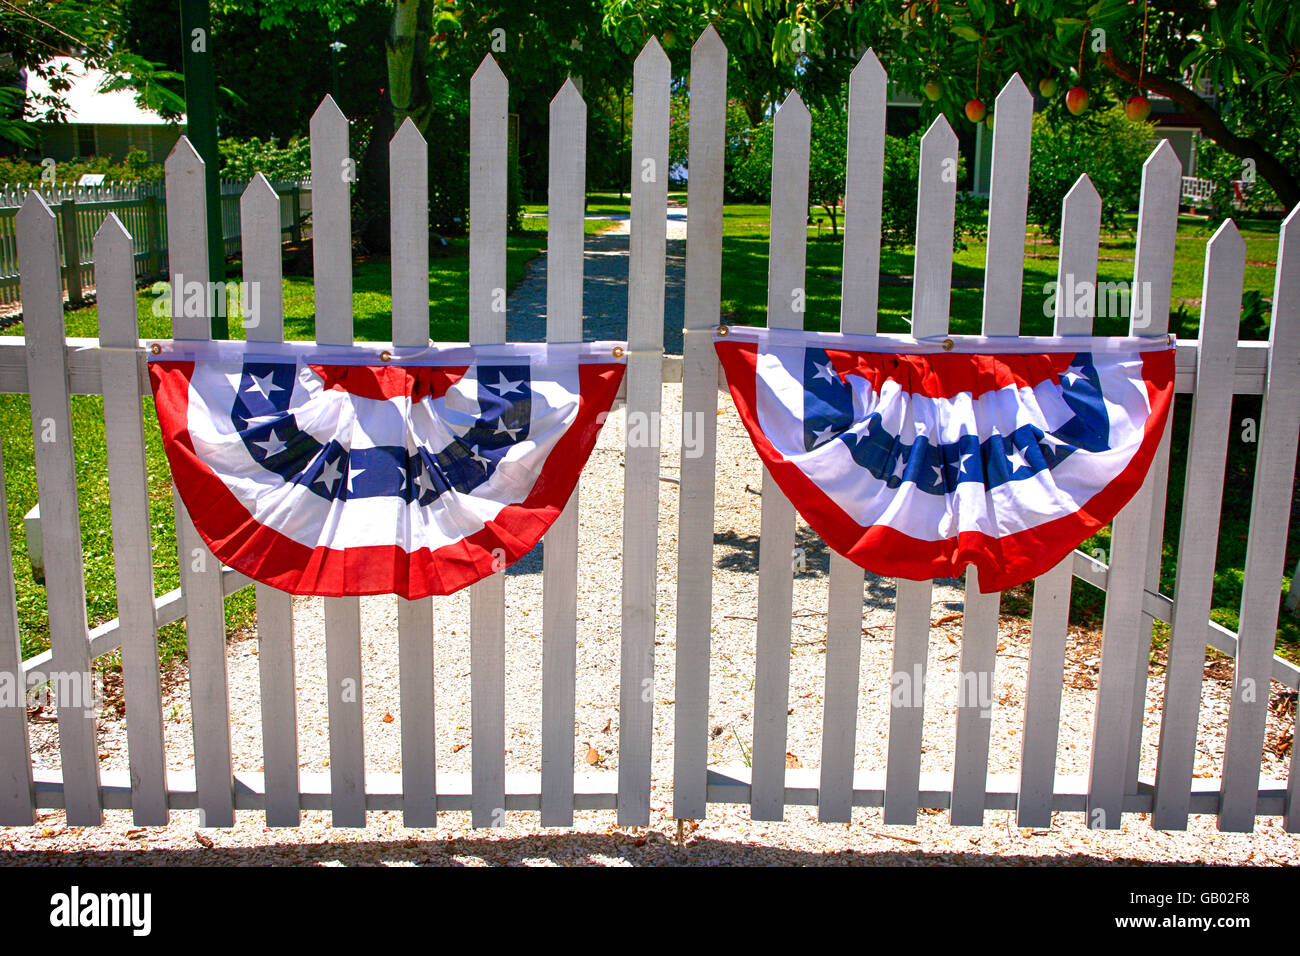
[
  {"left": 150, "top": 360, "right": 624, "bottom": 599},
  {"left": 822, "top": 348, "right": 1078, "bottom": 400},
  {"left": 716, "top": 338, "right": 1174, "bottom": 592},
  {"left": 308, "top": 363, "right": 469, "bottom": 403}
]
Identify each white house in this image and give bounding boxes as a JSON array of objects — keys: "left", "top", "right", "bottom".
[{"left": 23, "top": 57, "right": 186, "bottom": 163}]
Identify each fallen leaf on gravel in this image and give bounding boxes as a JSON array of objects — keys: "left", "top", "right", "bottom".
[
  {"left": 785, "top": 752, "right": 802, "bottom": 769},
  {"left": 602, "top": 718, "right": 612, "bottom": 733},
  {"left": 382, "top": 712, "right": 394, "bottom": 723},
  {"left": 126, "top": 829, "right": 146, "bottom": 840},
  {"left": 195, "top": 831, "right": 214, "bottom": 848},
  {"left": 585, "top": 743, "right": 601, "bottom": 765},
  {"left": 452, "top": 743, "right": 467, "bottom": 753}
]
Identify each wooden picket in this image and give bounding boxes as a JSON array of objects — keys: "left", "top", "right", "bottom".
[
  {"left": 166, "top": 139, "right": 236, "bottom": 828},
  {"left": 390, "top": 118, "right": 438, "bottom": 829},
  {"left": 1151, "top": 220, "right": 1243, "bottom": 829},
  {"left": 97, "top": 213, "right": 169, "bottom": 826},
  {"left": 672, "top": 25, "right": 727, "bottom": 821},
  {"left": 818, "top": 49, "right": 885, "bottom": 825},
  {"left": 1087, "top": 140, "right": 1181, "bottom": 830},
  {"left": 540, "top": 78, "right": 586, "bottom": 828},
  {"left": 618, "top": 38, "right": 670, "bottom": 827},
  {"left": 1016, "top": 174, "right": 1100, "bottom": 828},
  {"left": 949, "top": 74, "right": 1033, "bottom": 827},
  {"left": 883, "top": 115, "right": 957, "bottom": 826},
  {"left": 1, "top": 36, "right": 1296, "bottom": 837},
  {"left": 468, "top": 56, "right": 509, "bottom": 828},
  {"left": 242, "top": 172, "right": 301, "bottom": 828},
  {"left": 1220, "top": 206, "right": 1300, "bottom": 831}
]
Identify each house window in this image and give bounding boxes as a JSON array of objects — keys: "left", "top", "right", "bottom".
[{"left": 76, "top": 125, "right": 95, "bottom": 157}]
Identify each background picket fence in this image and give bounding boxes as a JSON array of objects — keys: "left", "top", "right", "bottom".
[
  {"left": 0, "top": 32, "right": 1297, "bottom": 835},
  {"left": 0, "top": 179, "right": 311, "bottom": 308}
]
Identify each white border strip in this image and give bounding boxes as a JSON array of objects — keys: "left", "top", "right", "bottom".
[
  {"left": 148, "top": 339, "right": 629, "bottom": 367},
  {"left": 716, "top": 325, "right": 1175, "bottom": 355}
]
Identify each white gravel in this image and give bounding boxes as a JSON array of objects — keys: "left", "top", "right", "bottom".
[{"left": 5, "top": 381, "right": 1297, "bottom": 866}]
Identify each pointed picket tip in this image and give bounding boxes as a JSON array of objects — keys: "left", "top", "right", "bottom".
[
  {"left": 92, "top": 211, "right": 132, "bottom": 245},
  {"left": 241, "top": 171, "right": 280, "bottom": 207},
  {"left": 165, "top": 135, "right": 204, "bottom": 174},
  {"left": 474, "top": 53, "right": 505, "bottom": 82},
  {"left": 851, "top": 48, "right": 886, "bottom": 83},
  {"left": 1143, "top": 137, "right": 1182, "bottom": 176},
  {"left": 16, "top": 188, "right": 55, "bottom": 228},
  {"left": 636, "top": 35, "right": 670, "bottom": 67},
  {"left": 391, "top": 116, "right": 427, "bottom": 149},
  {"left": 692, "top": 23, "right": 726, "bottom": 56},
  {"left": 1276, "top": 202, "right": 1300, "bottom": 268},
  {"left": 994, "top": 73, "right": 1032, "bottom": 110},
  {"left": 1280, "top": 201, "right": 1300, "bottom": 236},
  {"left": 1063, "top": 173, "right": 1101, "bottom": 208},
  {"left": 920, "top": 113, "right": 958, "bottom": 151},
  {"left": 776, "top": 90, "right": 810, "bottom": 118},
  {"left": 1206, "top": 217, "right": 1246, "bottom": 259},
  {"left": 552, "top": 77, "right": 584, "bottom": 107},
  {"left": 310, "top": 95, "right": 347, "bottom": 137}
]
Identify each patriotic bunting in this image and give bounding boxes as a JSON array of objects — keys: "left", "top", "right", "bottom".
[
  {"left": 713, "top": 325, "right": 1175, "bottom": 592},
  {"left": 149, "top": 340, "right": 626, "bottom": 599}
]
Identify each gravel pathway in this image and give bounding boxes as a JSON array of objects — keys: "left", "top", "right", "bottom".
[
  {"left": 4, "top": 381, "right": 1297, "bottom": 866},
  {"left": 507, "top": 207, "right": 687, "bottom": 352}
]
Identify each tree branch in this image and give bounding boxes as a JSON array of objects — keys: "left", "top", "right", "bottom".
[{"left": 1099, "top": 47, "right": 1299, "bottom": 211}]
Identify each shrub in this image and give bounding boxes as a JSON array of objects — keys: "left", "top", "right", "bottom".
[
  {"left": 1026, "top": 106, "right": 1153, "bottom": 241},
  {"left": 0, "top": 149, "right": 162, "bottom": 185},
  {"left": 881, "top": 129, "right": 986, "bottom": 251},
  {"left": 727, "top": 120, "right": 984, "bottom": 249},
  {"left": 217, "top": 136, "right": 310, "bottom": 181}
]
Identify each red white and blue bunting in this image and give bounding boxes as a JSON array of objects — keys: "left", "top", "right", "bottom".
[
  {"left": 713, "top": 325, "right": 1175, "bottom": 592},
  {"left": 149, "top": 340, "right": 626, "bottom": 599}
]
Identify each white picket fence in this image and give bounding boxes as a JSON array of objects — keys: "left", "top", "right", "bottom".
[{"left": 1, "top": 32, "right": 1298, "bottom": 835}]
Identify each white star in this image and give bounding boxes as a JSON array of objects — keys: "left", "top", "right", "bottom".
[
  {"left": 314, "top": 458, "right": 342, "bottom": 492},
  {"left": 488, "top": 372, "right": 525, "bottom": 396},
  {"left": 252, "top": 429, "right": 286, "bottom": 457},
  {"left": 812, "top": 360, "right": 836, "bottom": 385},
  {"left": 932, "top": 463, "right": 947, "bottom": 487},
  {"left": 494, "top": 417, "right": 521, "bottom": 440},
  {"left": 346, "top": 463, "right": 366, "bottom": 493},
  {"left": 470, "top": 445, "right": 490, "bottom": 467},
  {"left": 956, "top": 451, "right": 975, "bottom": 475},
  {"left": 245, "top": 370, "right": 283, "bottom": 399},
  {"left": 414, "top": 465, "right": 437, "bottom": 498},
  {"left": 1061, "top": 367, "right": 1087, "bottom": 387},
  {"left": 892, "top": 453, "right": 908, "bottom": 481},
  {"left": 1006, "top": 444, "right": 1029, "bottom": 472},
  {"left": 809, "top": 424, "right": 837, "bottom": 447}
]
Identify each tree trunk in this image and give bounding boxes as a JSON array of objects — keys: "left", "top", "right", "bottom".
[
  {"left": 386, "top": 0, "right": 435, "bottom": 135},
  {"left": 1100, "top": 49, "right": 1300, "bottom": 212}
]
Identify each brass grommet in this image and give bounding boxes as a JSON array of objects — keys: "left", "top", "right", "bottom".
[
  {"left": 149, "top": 342, "right": 161, "bottom": 355},
  {"left": 380, "top": 349, "right": 392, "bottom": 362},
  {"left": 941, "top": 337, "right": 955, "bottom": 352},
  {"left": 612, "top": 345, "right": 625, "bottom": 358},
  {"left": 717, "top": 324, "right": 730, "bottom": 337}
]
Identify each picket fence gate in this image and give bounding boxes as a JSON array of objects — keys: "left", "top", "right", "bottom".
[
  {"left": 0, "top": 179, "right": 310, "bottom": 307},
  {"left": 0, "top": 32, "right": 1298, "bottom": 835}
]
